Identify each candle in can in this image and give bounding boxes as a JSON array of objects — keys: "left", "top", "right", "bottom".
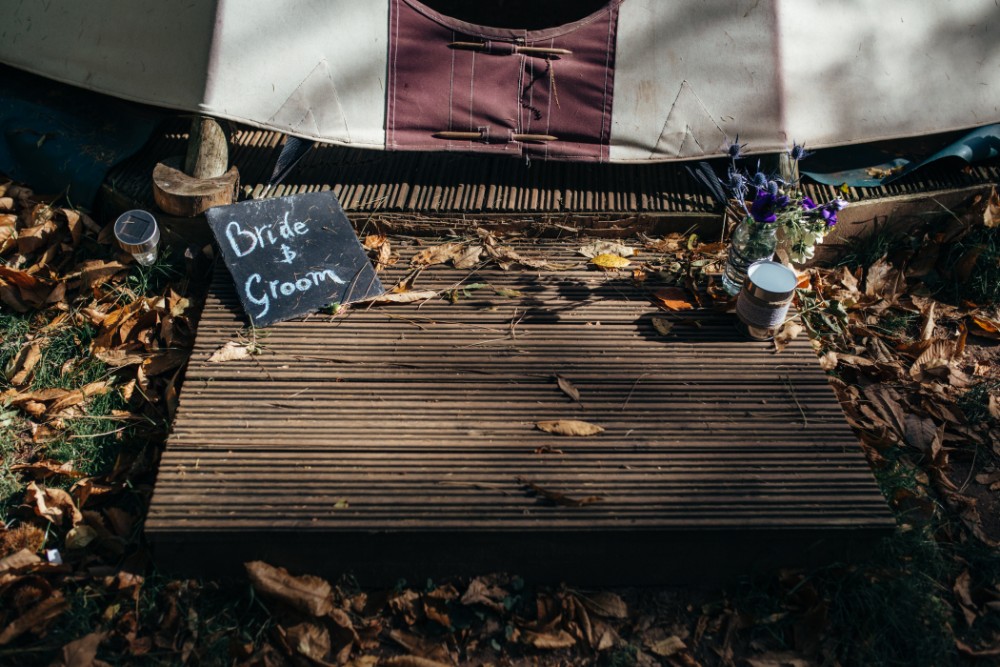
[{"left": 735, "top": 260, "right": 797, "bottom": 340}]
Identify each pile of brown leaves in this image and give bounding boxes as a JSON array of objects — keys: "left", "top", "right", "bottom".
[
  {"left": 0, "top": 178, "right": 210, "bottom": 658},
  {"left": 236, "top": 563, "right": 717, "bottom": 667}
]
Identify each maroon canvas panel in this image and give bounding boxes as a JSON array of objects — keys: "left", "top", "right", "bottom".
[{"left": 387, "top": 0, "right": 620, "bottom": 162}]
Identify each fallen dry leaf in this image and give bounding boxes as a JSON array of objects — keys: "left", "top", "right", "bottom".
[
  {"left": 745, "top": 651, "right": 814, "bottom": 667},
  {"left": 970, "top": 315, "right": 1000, "bottom": 340},
  {"left": 648, "top": 635, "right": 686, "bottom": 658},
  {"left": 284, "top": 622, "right": 331, "bottom": 663},
  {"left": 207, "top": 340, "right": 255, "bottom": 363},
  {"left": 381, "top": 657, "right": 452, "bottom": 667},
  {"left": 953, "top": 570, "right": 977, "bottom": 626},
  {"left": 388, "top": 629, "right": 453, "bottom": 664},
  {"left": 367, "top": 290, "right": 440, "bottom": 304},
  {"left": 651, "top": 316, "right": 674, "bottom": 336},
  {"left": 6, "top": 341, "right": 43, "bottom": 386},
  {"left": 78, "top": 259, "right": 127, "bottom": 290},
  {"left": 245, "top": 561, "right": 333, "bottom": 617},
  {"left": 865, "top": 257, "right": 903, "bottom": 300},
  {"left": 0, "top": 549, "right": 41, "bottom": 573},
  {"left": 51, "top": 631, "right": 106, "bottom": 667},
  {"left": 0, "top": 591, "right": 69, "bottom": 645},
  {"left": 577, "top": 591, "right": 628, "bottom": 619},
  {"left": 919, "top": 300, "right": 936, "bottom": 341},
  {"left": 65, "top": 524, "right": 98, "bottom": 550},
  {"left": 517, "top": 477, "right": 605, "bottom": 507},
  {"left": 522, "top": 629, "right": 577, "bottom": 650},
  {"left": 411, "top": 242, "right": 468, "bottom": 268},
  {"left": 460, "top": 578, "right": 508, "bottom": 612},
  {"left": 536, "top": 419, "right": 604, "bottom": 436},
  {"left": 591, "top": 253, "right": 631, "bottom": 270},
  {"left": 985, "top": 185, "right": 1000, "bottom": 228},
  {"left": 651, "top": 288, "right": 695, "bottom": 312},
  {"left": 555, "top": 375, "right": 581, "bottom": 403},
  {"left": 25, "top": 482, "right": 83, "bottom": 527},
  {"left": 773, "top": 321, "right": 804, "bottom": 353},
  {"left": 578, "top": 241, "right": 635, "bottom": 259},
  {"left": 9, "top": 459, "right": 82, "bottom": 481}
]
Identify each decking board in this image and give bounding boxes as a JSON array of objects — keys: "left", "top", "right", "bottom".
[{"left": 146, "top": 240, "right": 893, "bottom": 583}]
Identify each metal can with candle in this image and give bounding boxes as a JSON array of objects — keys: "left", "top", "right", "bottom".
[{"left": 735, "top": 260, "right": 797, "bottom": 340}]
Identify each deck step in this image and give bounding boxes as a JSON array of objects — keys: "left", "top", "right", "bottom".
[{"left": 145, "top": 240, "right": 894, "bottom": 584}]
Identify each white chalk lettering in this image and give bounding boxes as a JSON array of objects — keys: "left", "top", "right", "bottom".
[
  {"left": 279, "top": 244, "right": 297, "bottom": 264},
  {"left": 308, "top": 268, "right": 346, "bottom": 285},
  {"left": 226, "top": 221, "right": 257, "bottom": 257},
  {"left": 245, "top": 273, "right": 269, "bottom": 317},
  {"left": 247, "top": 269, "right": 347, "bottom": 319},
  {"left": 225, "top": 213, "right": 311, "bottom": 259}
]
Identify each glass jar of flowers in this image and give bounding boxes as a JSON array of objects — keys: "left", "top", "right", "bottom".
[{"left": 720, "top": 141, "right": 848, "bottom": 295}]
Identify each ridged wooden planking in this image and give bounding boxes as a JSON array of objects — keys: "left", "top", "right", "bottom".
[
  {"left": 146, "top": 240, "right": 893, "bottom": 583},
  {"left": 104, "top": 119, "right": 1000, "bottom": 215}
]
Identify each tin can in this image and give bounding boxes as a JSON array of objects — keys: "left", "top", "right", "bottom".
[{"left": 735, "top": 260, "right": 797, "bottom": 340}]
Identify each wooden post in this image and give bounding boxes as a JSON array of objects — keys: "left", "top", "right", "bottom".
[{"left": 153, "top": 115, "right": 239, "bottom": 217}]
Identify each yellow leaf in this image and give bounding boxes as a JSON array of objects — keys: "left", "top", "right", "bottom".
[{"left": 591, "top": 253, "right": 631, "bottom": 269}]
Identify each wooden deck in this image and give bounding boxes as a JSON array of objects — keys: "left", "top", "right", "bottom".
[{"left": 145, "top": 240, "right": 893, "bottom": 583}]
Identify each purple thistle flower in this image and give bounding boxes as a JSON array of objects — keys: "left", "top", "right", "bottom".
[
  {"left": 726, "top": 168, "right": 749, "bottom": 200},
  {"left": 766, "top": 180, "right": 780, "bottom": 197},
  {"left": 789, "top": 142, "right": 811, "bottom": 161},
  {"left": 751, "top": 171, "right": 769, "bottom": 190},
  {"left": 726, "top": 135, "right": 746, "bottom": 159}
]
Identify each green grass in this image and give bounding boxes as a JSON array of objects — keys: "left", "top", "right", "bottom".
[
  {"left": 938, "top": 225, "right": 1000, "bottom": 306},
  {"left": 957, "top": 380, "right": 1000, "bottom": 426},
  {"left": 0, "top": 312, "right": 33, "bottom": 375},
  {"left": 871, "top": 310, "right": 919, "bottom": 339},
  {"left": 120, "top": 248, "right": 182, "bottom": 304},
  {"left": 28, "top": 322, "right": 105, "bottom": 391},
  {"left": 822, "top": 531, "right": 957, "bottom": 667},
  {"left": 834, "top": 225, "right": 906, "bottom": 272}
]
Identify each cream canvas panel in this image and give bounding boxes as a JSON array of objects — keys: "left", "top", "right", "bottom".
[
  {"left": 779, "top": 0, "right": 1000, "bottom": 149},
  {"left": 203, "top": 0, "right": 388, "bottom": 148},
  {"left": 0, "top": 0, "right": 215, "bottom": 112},
  {"left": 610, "top": 0, "right": 783, "bottom": 161},
  {"left": 1, "top": 0, "right": 997, "bottom": 161},
  {"left": 611, "top": 0, "right": 1000, "bottom": 161}
]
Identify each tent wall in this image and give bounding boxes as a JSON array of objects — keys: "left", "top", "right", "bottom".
[{"left": 1, "top": 0, "right": 996, "bottom": 162}]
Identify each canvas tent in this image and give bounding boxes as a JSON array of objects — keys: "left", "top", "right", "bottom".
[{"left": 1, "top": 0, "right": 997, "bottom": 162}]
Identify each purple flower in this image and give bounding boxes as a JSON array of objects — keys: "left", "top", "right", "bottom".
[
  {"left": 820, "top": 205, "right": 839, "bottom": 227},
  {"left": 829, "top": 198, "right": 849, "bottom": 211},
  {"left": 751, "top": 171, "right": 769, "bottom": 190},
  {"left": 767, "top": 180, "right": 780, "bottom": 197},
  {"left": 800, "top": 197, "right": 817, "bottom": 211},
  {"left": 750, "top": 191, "right": 787, "bottom": 223}
]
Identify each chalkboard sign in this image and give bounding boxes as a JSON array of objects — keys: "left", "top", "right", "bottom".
[{"left": 205, "top": 191, "right": 384, "bottom": 327}]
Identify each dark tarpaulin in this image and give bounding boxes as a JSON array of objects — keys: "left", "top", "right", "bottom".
[{"left": 0, "top": 64, "right": 164, "bottom": 207}]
